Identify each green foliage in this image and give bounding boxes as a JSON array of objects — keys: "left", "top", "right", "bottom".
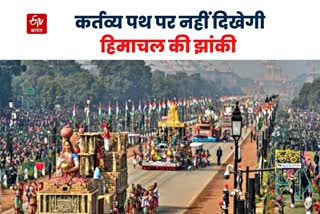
[
  {"left": 0, "top": 60, "right": 26, "bottom": 107},
  {"left": 9, "top": 60, "right": 244, "bottom": 108},
  {"left": 292, "top": 77, "right": 320, "bottom": 111},
  {"left": 92, "top": 60, "right": 152, "bottom": 102}
]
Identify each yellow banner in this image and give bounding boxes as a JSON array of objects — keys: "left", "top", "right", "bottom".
[{"left": 275, "top": 149, "right": 300, "bottom": 164}]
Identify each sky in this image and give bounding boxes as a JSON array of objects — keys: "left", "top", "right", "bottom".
[{"left": 146, "top": 60, "right": 320, "bottom": 81}]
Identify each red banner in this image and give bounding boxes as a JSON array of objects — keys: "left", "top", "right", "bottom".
[{"left": 35, "top": 162, "right": 45, "bottom": 170}]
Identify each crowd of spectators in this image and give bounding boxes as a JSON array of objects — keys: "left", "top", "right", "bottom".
[{"left": 0, "top": 105, "right": 107, "bottom": 188}]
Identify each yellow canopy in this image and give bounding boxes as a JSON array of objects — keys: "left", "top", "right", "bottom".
[{"left": 158, "top": 106, "right": 186, "bottom": 128}]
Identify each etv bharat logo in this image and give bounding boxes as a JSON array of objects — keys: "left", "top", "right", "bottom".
[{"left": 27, "top": 14, "right": 47, "bottom": 34}]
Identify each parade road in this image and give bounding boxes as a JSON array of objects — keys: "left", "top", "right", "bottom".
[
  {"left": 3, "top": 130, "right": 251, "bottom": 214},
  {"left": 3, "top": 142, "right": 235, "bottom": 214},
  {"left": 126, "top": 130, "right": 251, "bottom": 214}
]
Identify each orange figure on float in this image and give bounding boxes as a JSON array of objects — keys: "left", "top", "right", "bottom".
[{"left": 101, "top": 122, "right": 110, "bottom": 152}]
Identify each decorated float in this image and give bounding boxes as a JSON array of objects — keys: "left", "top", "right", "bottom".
[
  {"left": 193, "top": 107, "right": 220, "bottom": 141},
  {"left": 37, "top": 124, "right": 128, "bottom": 214},
  {"left": 216, "top": 103, "right": 234, "bottom": 141},
  {"left": 142, "top": 105, "right": 190, "bottom": 170}
]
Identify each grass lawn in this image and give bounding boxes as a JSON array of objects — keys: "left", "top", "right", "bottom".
[
  {"left": 283, "top": 201, "right": 305, "bottom": 214},
  {"left": 281, "top": 194, "right": 306, "bottom": 214}
]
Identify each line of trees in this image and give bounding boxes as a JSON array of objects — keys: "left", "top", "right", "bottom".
[
  {"left": 0, "top": 60, "right": 26, "bottom": 108},
  {"left": 0, "top": 60, "right": 245, "bottom": 109},
  {"left": 292, "top": 77, "right": 320, "bottom": 111}
]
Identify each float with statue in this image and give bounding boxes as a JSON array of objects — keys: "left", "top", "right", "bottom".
[
  {"left": 142, "top": 105, "right": 191, "bottom": 170},
  {"left": 193, "top": 106, "right": 220, "bottom": 142},
  {"left": 216, "top": 101, "right": 235, "bottom": 141},
  {"left": 36, "top": 124, "right": 128, "bottom": 214}
]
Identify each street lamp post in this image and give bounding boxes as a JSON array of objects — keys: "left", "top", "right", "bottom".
[{"left": 232, "top": 101, "right": 243, "bottom": 214}]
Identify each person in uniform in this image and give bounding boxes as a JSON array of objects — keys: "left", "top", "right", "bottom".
[
  {"left": 219, "top": 201, "right": 228, "bottom": 214},
  {"left": 222, "top": 184, "right": 229, "bottom": 214},
  {"left": 216, "top": 146, "right": 223, "bottom": 166}
]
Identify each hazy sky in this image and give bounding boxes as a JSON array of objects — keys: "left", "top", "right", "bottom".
[
  {"left": 146, "top": 60, "right": 320, "bottom": 81},
  {"left": 223, "top": 60, "right": 312, "bottom": 80}
]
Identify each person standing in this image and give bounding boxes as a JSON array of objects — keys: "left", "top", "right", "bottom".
[
  {"left": 132, "top": 156, "right": 137, "bottom": 169},
  {"left": 33, "top": 165, "right": 38, "bottom": 179},
  {"left": 25, "top": 180, "right": 31, "bottom": 209},
  {"left": 219, "top": 201, "right": 226, "bottom": 214},
  {"left": 141, "top": 191, "right": 150, "bottom": 214},
  {"left": 125, "top": 188, "right": 136, "bottom": 214},
  {"left": 29, "top": 185, "right": 37, "bottom": 214},
  {"left": 8, "top": 165, "right": 13, "bottom": 188},
  {"left": 13, "top": 189, "right": 22, "bottom": 214},
  {"left": 11, "top": 166, "right": 17, "bottom": 188},
  {"left": 24, "top": 167, "right": 29, "bottom": 181},
  {"left": 275, "top": 195, "right": 284, "bottom": 214},
  {"left": 289, "top": 175, "right": 295, "bottom": 208},
  {"left": 48, "top": 159, "right": 52, "bottom": 180},
  {"left": 18, "top": 182, "right": 24, "bottom": 206},
  {"left": 153, "top": 182, "right": 159, "bottom": 212},
  {"left": 237, "top": 165, "right": 243, "bottom": 192},
  {"left": 101, "top": 122, "right": 110, "bottom": 152},
  {"left": 222, "top": 184, "right": 229, "bottom": 214},
  {"left": 315, "top": 163, "right": 319, "bottom": 177},
  {"left": 3, "top": 172, "right": 7, "bottom": 188},
  {"left": 216, "top": 146, "right": 223, "bottom": 166},
  {"left": 111, "top": 194, "right": 119, "bottom": 214},
  {"left": 315, "top": 151, "right": 319, "bottom": 166},
  {"left": 304, "top": 193, "right": 313, "bottom": 214},
  {"left": 139, "top": 143, "right": 143, "bottom": 155}
]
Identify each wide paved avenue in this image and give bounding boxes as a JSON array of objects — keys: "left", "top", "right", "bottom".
[{"left": 127, "top": 142, "right": 235, "bottom": 213}]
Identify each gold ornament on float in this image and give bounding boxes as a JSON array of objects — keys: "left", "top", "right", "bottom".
[{"left": 61, "top": 161, "right": 70, "bottom": 171}]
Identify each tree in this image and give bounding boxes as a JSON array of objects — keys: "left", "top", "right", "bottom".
[
  {"left": 92, "top": 60, "right": 152, "bottom": 103},
  {"left": 10, "top": 60, "right": 245, "bottom": 109},
  {"left": 292, "top": 78, "right": 320, "bottom": 111},
  {"left": 0, "top": 61, "right": 26, "bottom": 107}
]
